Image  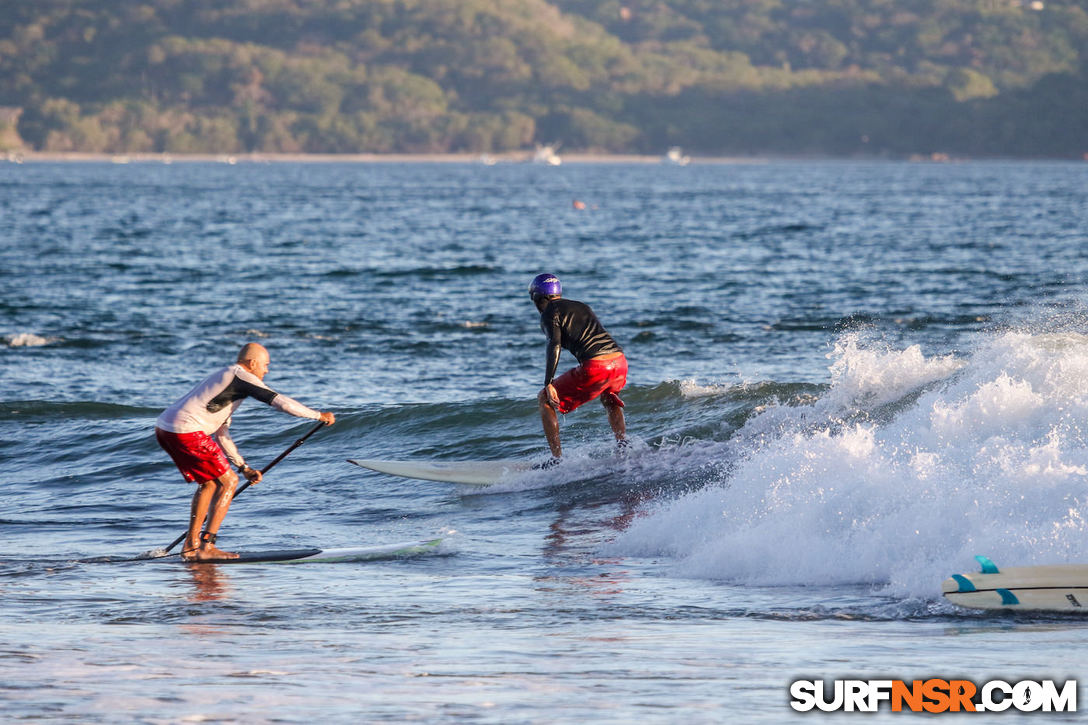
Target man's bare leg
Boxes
[603,397,626,443]
[538,389,562,459]
[182,481,215,560]
[183,472,240,561]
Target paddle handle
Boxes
[235,419,327,496]
[161,420,328,554]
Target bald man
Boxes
[155,343,335,561]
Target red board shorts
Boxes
[552,352,628,414]
[155,428,230,483]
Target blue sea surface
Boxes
[2,159,1087,721]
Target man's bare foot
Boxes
[183,545,239,561]
[200,545,239,560]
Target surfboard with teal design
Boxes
[942,555,1088,612]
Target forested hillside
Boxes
[1,0,1085,156]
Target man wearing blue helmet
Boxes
[528,273,627,460]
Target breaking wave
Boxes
[607,330,1088,599]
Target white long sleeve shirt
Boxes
[156,364,320,468]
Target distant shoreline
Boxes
[3,151,769,164]
[5,151,1085,165]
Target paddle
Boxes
[155,420,328,557]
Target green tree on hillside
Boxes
[0,0,1084,156]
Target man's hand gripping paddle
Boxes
[146,420,328,558]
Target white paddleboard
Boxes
[348,458,535,485]
[153,538,442,564]
[942,555,1088,612]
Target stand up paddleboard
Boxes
[146,538,442,564]
[348,458,535,486]
[942,555,1088,612]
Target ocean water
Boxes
[2,159,1087,722]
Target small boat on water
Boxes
[532,143,562,166]
[664,146,691,165]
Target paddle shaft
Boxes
[161,420,327,554]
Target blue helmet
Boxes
[528,273,561,300]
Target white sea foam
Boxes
[677,379,734,398]
[608,330,1088,598]
[823,334,964,411]
[5,332,54,347]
